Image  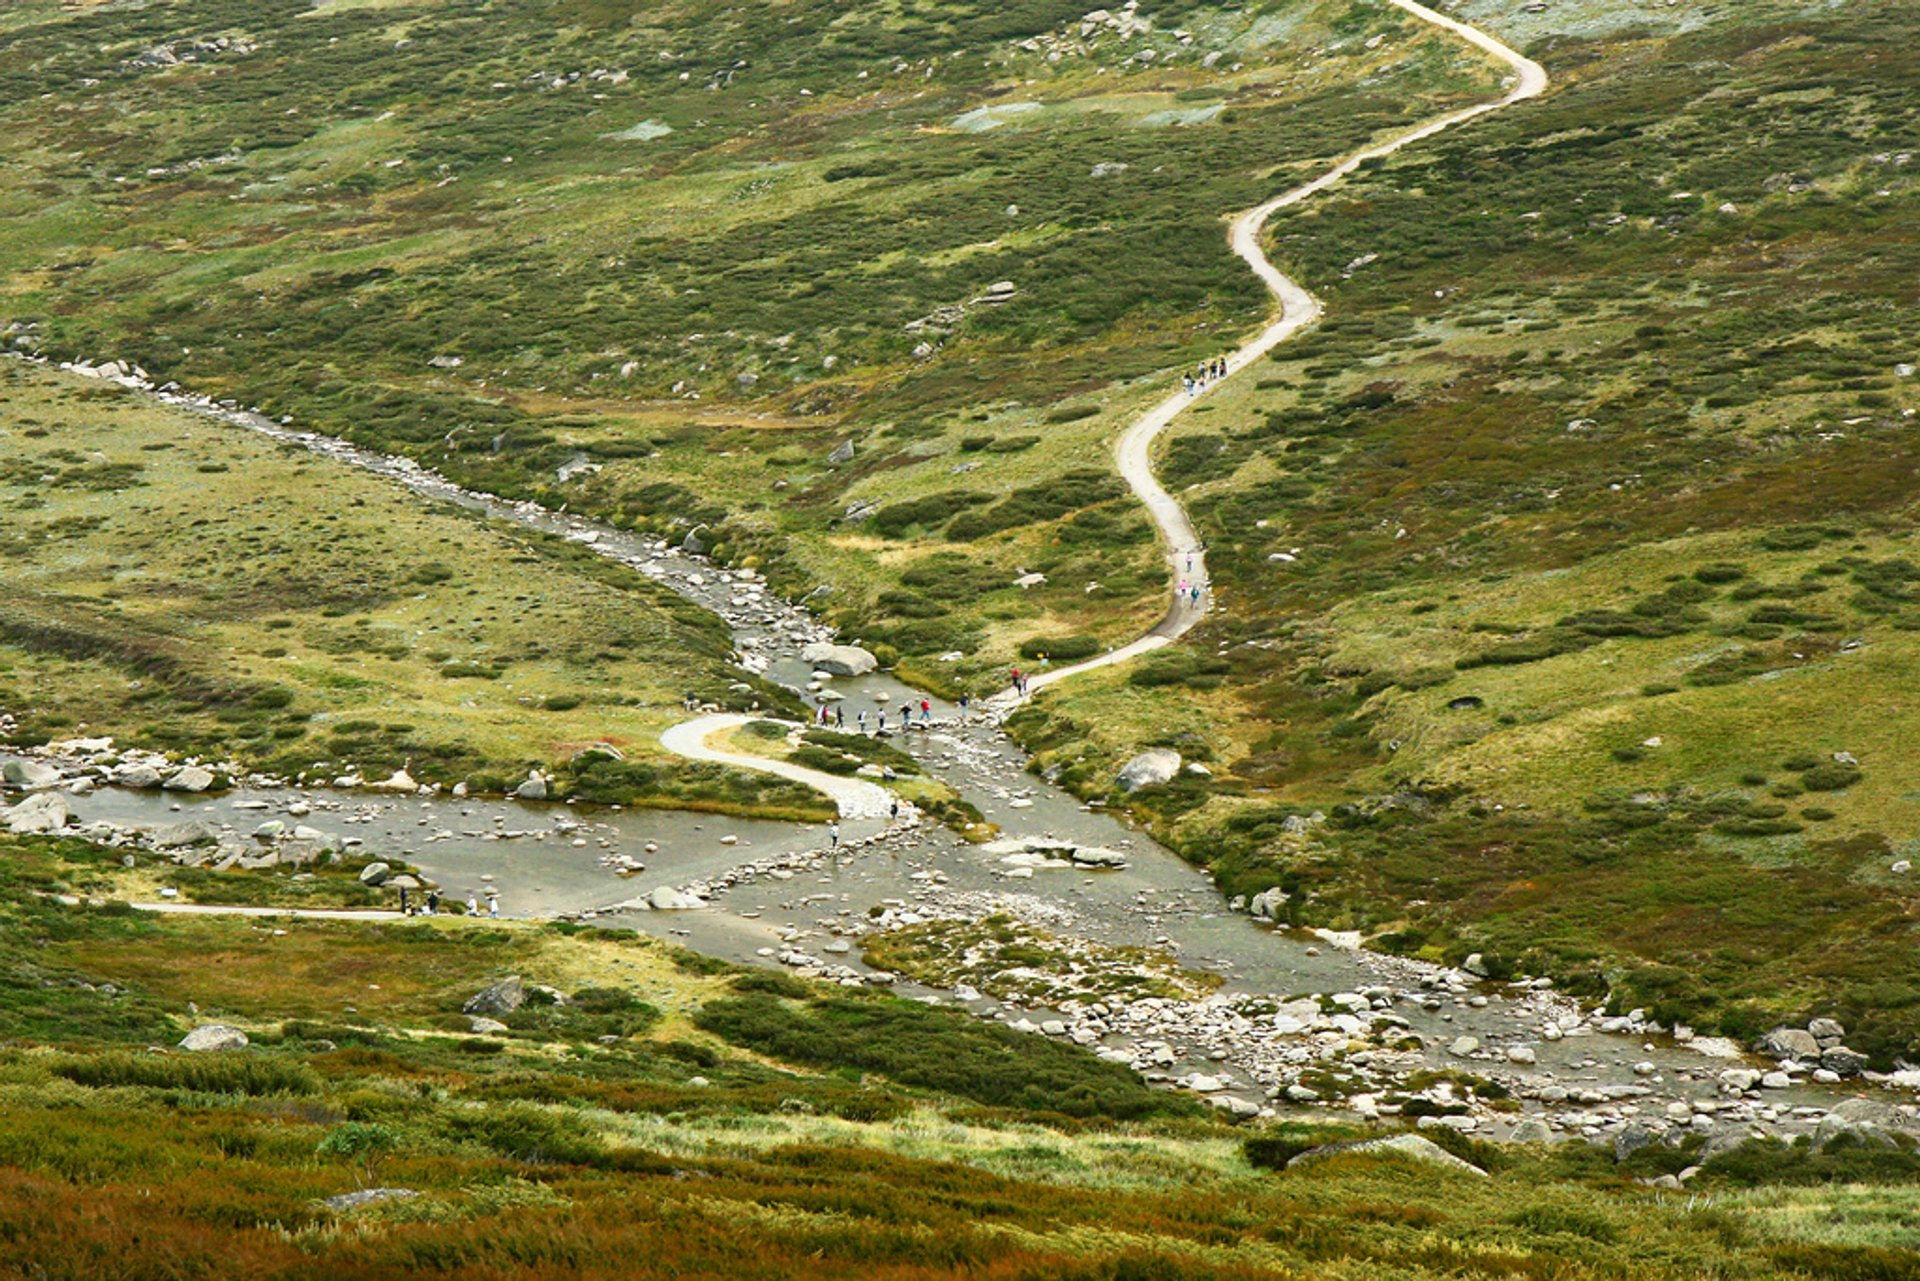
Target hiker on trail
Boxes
[426,890,440,916]
[1183,375,1195,395]
[920,698,931,723]
[958,692,970,721]
[398,885,410,914]
[1191,583,1203,606]
[466,893,480,917]
[1215,358,1226,379]
[858,710,868,734]
[1010,666,1022,695]
[1186,552,1194,573]
[486,891,500,919]
[818,704,829,725]
[878,710,888,733]
[834,705,845,729]
[828,823,840,849]
[889,798,900,823]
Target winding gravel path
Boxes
[659,714,895,821]
[1007,0,1547,705]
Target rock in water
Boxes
[4,792,70,834]
[1756,1027,1819,1060]
[3,760,62,790]
[1069,847,1128,868]
[1115,750,1181,793]
[179,1024,249,1052]
[114,764,164,789]
[514,772,549,801]
[799,642,878,677]
[163,766,215,793]
[463,976,525,1016]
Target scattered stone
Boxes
[827,440,855,465]
[468,1016,510,1035]
[1116,749,1181,793]
[463,976,525,1017]
[1447,1035,1480,1058]
[1289,1134,1486,1177]
[163,766,216,793]
[321,1188,419,1213]
[179,1024,249,1052]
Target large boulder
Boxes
[3,760,62,791]
[179,1024,249,1052]
[357,861,392,887]
[163,765,215,793]
[1288,1133,1486,1177]
[514,771,549,801]
[1756,1026,1820,1061]
[1115,749,1181,793]
[114,764,164,789]
[1821,1046,1870,1078]
[4,792,70,835]
[647,886,706,911]
[1069,846,1128,869]
[149,820,218,849]
[799,642,877,677]
[463,976,525,1017]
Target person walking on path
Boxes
[834,705,845,729]
[486,891,500,919]
[1190,583,1203,607]
[857,709,867,734]
[878,710,888,733]
[828,822,840,849]
[889,798,900,824]
[920,698,931,724]
[958,692,970,722]
[466,893,480,917]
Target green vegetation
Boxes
[1000,0,1920,1063]
[0,830,1916,1277]
[0,359,814,815]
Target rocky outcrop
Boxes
[3,760,62,790]
[4,792,70,834]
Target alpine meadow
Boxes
[2,0,1920,1277]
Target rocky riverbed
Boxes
[7,349,1920,1167]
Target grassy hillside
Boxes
[0,359,821,813]
[1007,0,1920,1060]
[0,0,1504,675]
[5,831,1920,1279]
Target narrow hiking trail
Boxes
[660,714,896,821]
[1001,0,1547,709]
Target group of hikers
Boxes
[395,885,500,918]
[1183,356,1230,396]
[817,697,945,734]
